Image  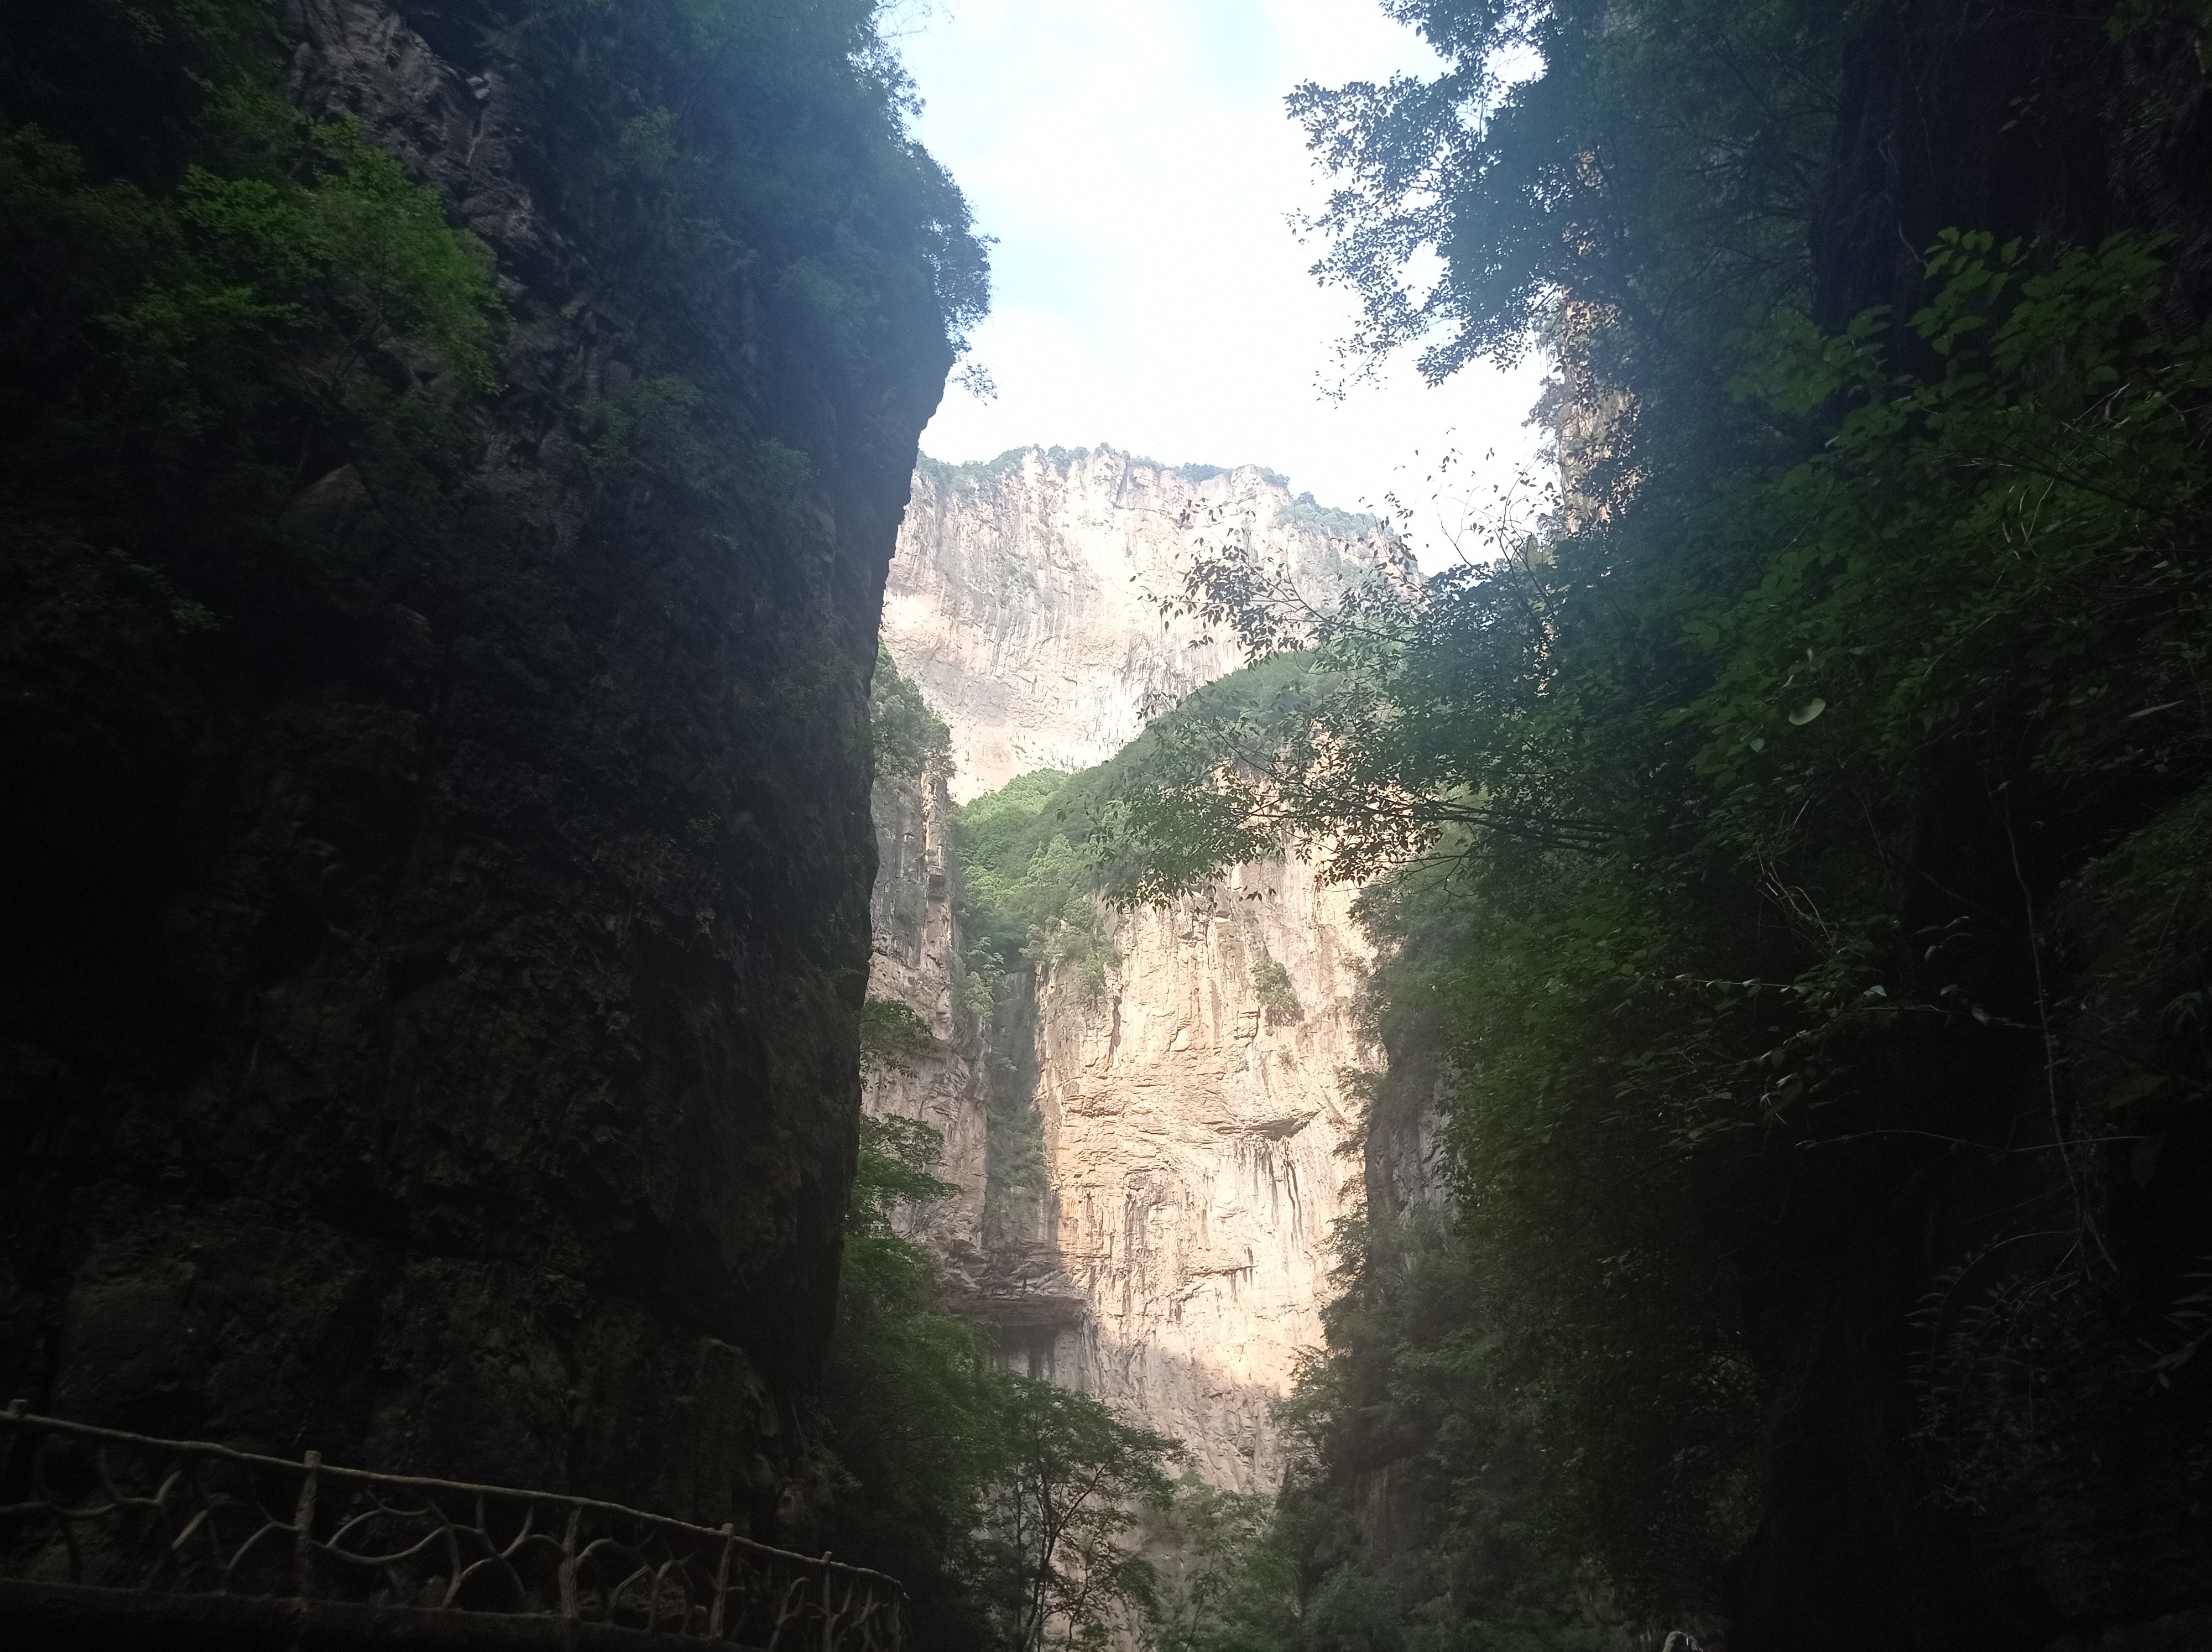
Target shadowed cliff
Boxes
[0,0,984,1538]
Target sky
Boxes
[888,0,1550,567]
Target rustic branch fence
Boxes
[0,1404,906,1649]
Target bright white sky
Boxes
[888,0,1550,568]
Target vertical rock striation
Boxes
[864,762,988,1271]
[884,446,1409,799]
[866,446,1400,1489]
[1032,862,1373,1493]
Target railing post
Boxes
[560,1506,581,1619]
[0,1411,920,1649]
[709,1523,734,1639]
[293,1450,320,1603]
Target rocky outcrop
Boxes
[884,447,1411,798]
[0,0,974,1536]
[864,763,988,1270]
[865,447,1397,1491]
[867,811,1376,1496]
[1031,862,1373,1493]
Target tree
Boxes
[873,646,954,782]
[977,1379,1181,1651]
[1141,1472,1280,1652]
[1091,0,2212,1634]
[825,1113,1188,1651]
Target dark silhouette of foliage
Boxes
[1097,0,2212,1637]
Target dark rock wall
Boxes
[0,0,967,1537]
[1723,4,2212,1645]
[1337,1004,1456,1616]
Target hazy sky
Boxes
[890,0,1549,565]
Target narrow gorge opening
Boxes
[3,3,2208,1651]
[863,448,1392,1485]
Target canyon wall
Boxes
[883,446,1407,798]
[866,447,1398,1491]
[864,763,988,1275]
[1030,861,1372,1492]
[0,0,974,1535]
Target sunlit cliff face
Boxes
[880,444,1412,799]
[1025,857,1373,1492]
[865,446,1396,1491]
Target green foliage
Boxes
[858,998,937,1077]
[2065,779,2212,1147]
[1250,955,1300,1022]
[103,136,499,394]
[825,1115,1011,1648]
[2108,0,2212,46]
[482,0,989,373]
[1282,493,1381,541]
[1101,202,2212,1624]
[849,1112,960,1231]
[1290,0,1844,395]
[825,1112,1185,1652]
[980,1030,1050,1250]
[1695,229,2212,799]
[580,376,714,488]
[873,645,953,783]
[1154,1213,1636,1649]
[916,447,1035,492]
[1098,4,2212,1607]
[0,0,989,838]
[980,1379,1182,1651]
[1142,1473,1282,1652]
[1091,653,1344,902]
[912,445,1303,501]
[953,770,1122,1005]
[0,9,503,581]
[947,769,1115,1245]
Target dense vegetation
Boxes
[936,767,1115,1247]
[870,642,954,781]
[1094,0,2212,1644]
[0,0,985,704]
[2,0,1037,1585]
[820,1108,1190,1651]
[955,769,1123,1007]
[844,660,1225,1651]
[2,0,987,1135]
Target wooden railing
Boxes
[0,1404,906,1649]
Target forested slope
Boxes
[1099,2,2212,1646]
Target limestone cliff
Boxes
[866,447,1397,1491]
[884,446,1411,799]
[1031,862,1373,1492]
[864,763,988,1270]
